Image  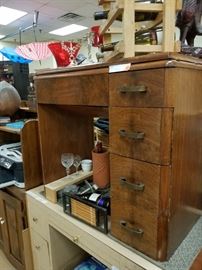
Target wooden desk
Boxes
[34,53,202,261]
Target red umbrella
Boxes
[48,41,81,67]
[16,42,52,61]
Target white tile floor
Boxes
[0,248,16,270]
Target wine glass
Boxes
[73,154,81,175]
[61,153,74,176]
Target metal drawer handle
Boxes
[0,219,5,225]
[120,177,145,191]
[120,220,144,237]
[32,217,38,223]
[73,236,79,243]
[119,85,147,93]
[119,129,145,140]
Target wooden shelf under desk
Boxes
[0,126,21,135]
[19,106,37,113]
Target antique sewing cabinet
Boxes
[34,53,202,262]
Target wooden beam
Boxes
[45,171,93,203]
[176,0,183,11]
[134,44,162,52]
[134,3,163,12]
[163,1,176,51]
[123,0,134,57]
[105,27,123,33]
[100,0,124,34]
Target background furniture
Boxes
[0,186,26,269]
[0,61,29,100]
[0,107,42,270]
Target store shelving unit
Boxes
[98,0,182,60]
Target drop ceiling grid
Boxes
[0,0,103,42]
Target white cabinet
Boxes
[26,186,163,270]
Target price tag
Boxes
[109,63,131,73]
[89,193,100,202]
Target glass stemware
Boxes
[73,154,81,175]
[61,153,74,176]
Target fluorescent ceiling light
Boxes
[0,34,5,39]
[0,6,27,25]
[49,24,88,36]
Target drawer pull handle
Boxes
[120,220,143,237]
[119,85,147,93]
[73,236,79,243]
[0,219,5,225]
[35,245,40,250]
[120,177,145,191]
[119,129,145,140]
[32,217,38,223]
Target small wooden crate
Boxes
[45,170,93,203]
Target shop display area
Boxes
[0,0,202,269]
[1,52,202,270]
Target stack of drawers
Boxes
[109,65,202,261]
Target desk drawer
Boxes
[27,199,49,239]
[110,154,170,215]
[111,201,159,260]
[36,73,109,106]
[109,69,165,107]
[110,107,172,164]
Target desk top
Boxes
[34,53,202,77]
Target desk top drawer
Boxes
[110,107,172,165]
[109,69,165,107]
[36,73,109,106]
